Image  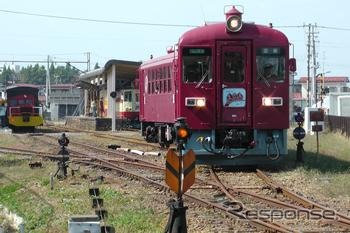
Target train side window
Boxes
[256,47,285,84]
[168,66,171,78]
[124,91,132,102]
[9,99,17,106]
[160,80,163,93]
[164,80,167,93]
[168,79,172,91]
[183,48,212,83]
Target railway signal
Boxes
[164,118,195,233]
[165,149,195,194]
[54,133,70,179]
[293,112,305,163]
[174,117,191,145]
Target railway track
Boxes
[42,124,162,150]
[3,134,350,232]
[26,136,295,232]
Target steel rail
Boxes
[209,168,295,233]
[75,159,294,233]
[44,125,161,149]
[256,169,350,229]
[4,137,348,231]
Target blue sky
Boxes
[0,0,349,78]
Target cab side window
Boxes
[183,48,212,83]
[256,47,285,84]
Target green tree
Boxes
[0,65,15,86]
[20,64,46,84]
[49,64,79,84]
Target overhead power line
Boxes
[0,60,87,64]
[274,25,305,28]
[275,25,350,32]
[317,25,350,31]
[0,9,197,28]
[1,9,350,31]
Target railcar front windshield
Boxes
[256,47,285,86]
[183,48,212,84]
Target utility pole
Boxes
[46,55,51,110]
[306,24,312,107]
[312,24,319,107]
[86,52,91,72]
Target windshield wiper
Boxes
[258,72,271,87]
[195,70,209,89]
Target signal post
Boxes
[293,113,305,163]
[164,118,195,233]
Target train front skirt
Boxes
[9,115,44,127]
[184,129,288,166]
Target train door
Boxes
[216,41,252,127]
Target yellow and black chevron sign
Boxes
[165,149,196,194]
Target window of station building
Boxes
[183,48,212,83]
[256,47,285,85]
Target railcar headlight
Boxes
[185,97,206,107]
[262,97,283,106]
[226,15,242,32]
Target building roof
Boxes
[79,59,141,81]
[34,84,76,90]
[298,76,349,84]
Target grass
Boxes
[280,130,350,198]
[1,130,349,231]
[101,188,163,233]
[0,152,164,233]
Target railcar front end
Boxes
[6,85,43,131]
[140,5,295,165]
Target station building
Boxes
[71,59,141,130]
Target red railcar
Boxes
[139,6,294,165]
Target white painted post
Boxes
[111,65,116,132]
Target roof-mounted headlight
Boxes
[226,15,242,32]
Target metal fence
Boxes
[326,115,350,138]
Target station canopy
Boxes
[77,59,141,90]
